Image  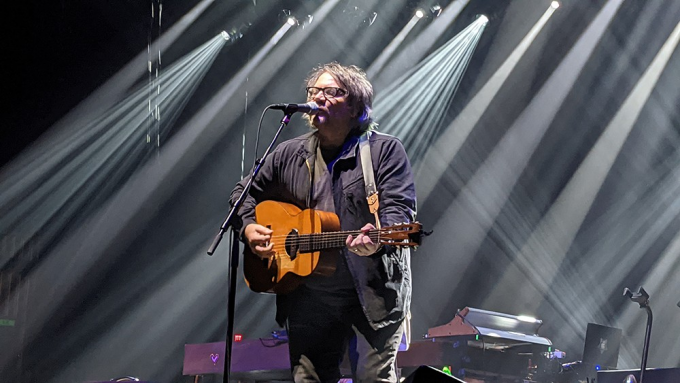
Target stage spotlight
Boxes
[341,4,377,26]
[551,1,560,9]
[303,14,314,28]
[367,11,378,25]
[415,9,425,19]
[279,9,294,24]
[280,9,312,28]
[431,5,442,17]
[374,15,489,162]
[222,28,244,42]
[221,22,250,43]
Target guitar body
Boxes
[243,200,340,294]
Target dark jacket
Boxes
[230,128,417,330]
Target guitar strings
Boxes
[267,232,382,251]
[264,231,387,260]
[266,231,376,241]
[264,227,401,242]
[254,226,416,258]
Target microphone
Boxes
[270,102,319,114]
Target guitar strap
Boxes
[358,131,381,229]
[359,130,411,350]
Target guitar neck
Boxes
[298,230,379,253]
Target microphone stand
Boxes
[623,287,652,383]
[207,111,294,383]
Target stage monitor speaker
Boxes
[403,365,466,383]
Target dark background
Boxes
[2,1,680,382]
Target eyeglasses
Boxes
[305,87,348,99]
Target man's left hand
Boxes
[346,223,380,256]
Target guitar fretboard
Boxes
[296,230,382,253]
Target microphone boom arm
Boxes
[206,109,294,383]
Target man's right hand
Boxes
[244,223,275,259]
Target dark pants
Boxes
[287,287,403,383]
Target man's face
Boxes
[307,72,354,131]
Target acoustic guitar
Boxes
[243,200,425,294]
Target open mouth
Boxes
[315,105,329,114]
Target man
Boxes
[230,62,416,382]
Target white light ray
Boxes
[414,3,559,202]
[374,17,488,163]
[366,14,421,78]
[0,35,226,270]
[487,19,680,315]
[373,0,470,90]
[416,0,624,325]
[0,33,230,372]
[1,0,216,178]
[0,1,339,377]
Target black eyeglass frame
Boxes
[305,87,348,99]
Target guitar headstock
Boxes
[378,222,429,247]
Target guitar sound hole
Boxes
[285,229,299,260]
